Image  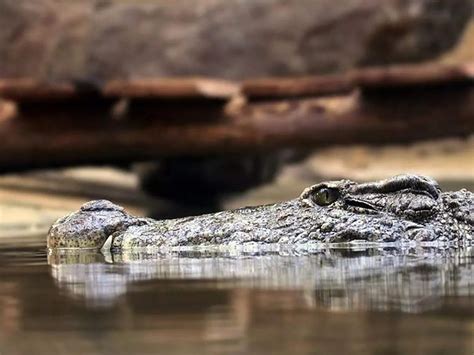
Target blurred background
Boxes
[0,0,473,238]
[0,3,473,355]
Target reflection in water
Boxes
[0,241,473,355]
[49,247,474,313]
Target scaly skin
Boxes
[47,174,473,251]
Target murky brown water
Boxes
[0,236,473,355]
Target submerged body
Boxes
[47,174,473,251]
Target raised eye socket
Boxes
[312,187,340,206]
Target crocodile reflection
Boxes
[48,247,473,312]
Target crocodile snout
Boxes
[47,200,138,249]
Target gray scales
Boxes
[47,174,473,251]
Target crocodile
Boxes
[47,174,473,251]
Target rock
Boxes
[0,0,471,81]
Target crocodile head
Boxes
[295,174,472,243]
[47,174,473,251]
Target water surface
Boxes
[0,237,473,354]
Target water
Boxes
[0,236,473,355]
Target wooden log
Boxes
[242,63,474,99]
[103,79,239,99]
[0,78,238,102]
[241,75,354,99]
[1,62,473,102]
[0,85,472,172]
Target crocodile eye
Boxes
[312,188,340,206]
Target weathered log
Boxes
[1,63,473,102]
[0,62,472,172]
[103,78,239,99]
[0,78,239,101]
[0,0,470,81]
[243,63,474,99]
[0,85,472,172]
